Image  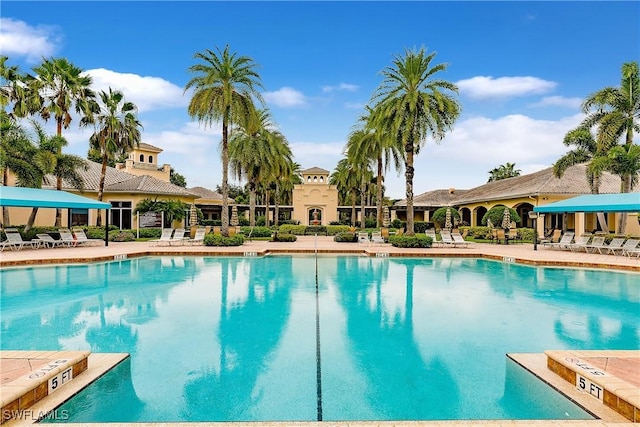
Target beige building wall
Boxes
[292,168,338,225]
[115,144,171,182]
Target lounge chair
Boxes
[542,232,574,250]
[582,236,606,253]
[72,228,103,246]
[623,240,640,258]
[565,234,592,252]
[380,228,389,242]
[451,232,470,248]
[598,237,626,255]
[540,229,561,245]
[370,231,385,244]
[618,238,640,257]
[150,228,174,246]
[58,229,79,247]
[186,227,206,245]
[357,231,370,245]
[425,229,439,246]
[36,233,71,248]
[1,229,41,251]
[439,230,457,246]
[169,228,188,245]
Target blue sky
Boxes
[2,1,639,199]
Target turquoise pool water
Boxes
[1,256,638,422]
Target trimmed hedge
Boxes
[388,235,432,248]
[333,232,357,242]
[240,226,273,238]
[271,232,297,242]
[204,233,245,246]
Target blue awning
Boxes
[533,193,640,213]
[0,187,111,209]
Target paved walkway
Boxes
[1,236,639,271]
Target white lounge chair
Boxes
[618,238,640,257]
[72,228,103,246]
[439,230,457,246]
[186,227,207,245]
[58,229,79,247]
[451,232,470,248]
[370,231,385,244]
[150,228,174,246]
[36,233,71,248]
[598,237,626,255]
[169,228,188,245]
[357,231,370,245]
[1,229,41,251]
[582,236,606,253]
[425,229,439,246]
[542,232,574,250]
[565,234,592,252]
[623,240,640,258]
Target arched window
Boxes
[148,155,153,163]
[139,154,144,162]
[319,176,324,182]
[313,176,318,182]
[307,176,311,182]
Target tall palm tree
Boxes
[487,162,522,182]
[26,57,96,226]
[0,112,31,226]
[553,126,610,231]
[267,133,294,227]
[330,158,360,226]
[372,47,461,235]
[86,88,142,226]
[581,61,640,233]
[185,45,263,236]
[229,108,277,226]
[346,107,403,227]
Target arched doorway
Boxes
[474,206,488,226]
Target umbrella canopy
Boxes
[444,207,453,230]
[231,205,239,226]
[382,206,390,228]
[501,207,511,229]
[189,204,198,226]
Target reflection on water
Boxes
[2,257,637,422]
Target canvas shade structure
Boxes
[444,207,453,230]
[0,187,112,245]
[501,207,511,229]
[382,206,390,228]
[533,193,640,213]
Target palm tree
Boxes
[330,158,360,226]
[86,88,142,226]
[346,107,403,227]
[185,45,263,236]
[487,162,522,182]
[553,126,610,231]
[581,61,640,233]
[26,57,96,226]
[229,108,277,226]
[372,47,461,235]
[0,112,32,226]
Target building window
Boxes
[110,201,132,229]
[313,176,317,182]
[148,155,153,163]
[70,209,89,227]
[319,176,324,182]
[307,176,311,182]
[139,154,144,162]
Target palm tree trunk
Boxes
[617,175,633,234]
[221,111,230,236]
[96,154,108,227]
[24,207,39,234]
[264,191,270,226]
[360,175,366,229]
[2,169,10,227]
[351,190,357,227]
[405,145,415,235]
[274,182,280,227]
[55,118,63,227]
[249,181,256,227]
[376,156,383,228]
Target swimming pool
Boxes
[1,256,638,422]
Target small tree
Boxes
[431,207,461,229]
[481,206,521,228]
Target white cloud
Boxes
[290,141,347,169]
[457,76,557,99]
[0,18,61,63]
[263,87,306,107]
[322,83,359,93]
[344,102,365,110]
[86,68,188,113]
[530,95,582,109]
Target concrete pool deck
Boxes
[0,237,638,425]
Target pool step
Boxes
[0,350,90,424]
[545,350,640,422]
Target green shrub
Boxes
[326,225,351,235]
[431,207,461,229]
[364,217,377,228]
[388,234,432,248]
[83,226,119,239]
[134,228,163,239]
[109,231,135,242]
[481,206,521,227]
[391,219,405,229]
[271,232,297,242]
[240,226,272,238]
[413,221,434,233]
[334,232,357,242]
[204,233,245,246]
[202,220,221,226]
[278,224,307,235]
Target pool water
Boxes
[1,256,638,422]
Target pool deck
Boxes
[1,237,639,425]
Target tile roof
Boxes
[394,164,638,207]
[43,161,197,198]
[137,142,163,152]
[302,166,330,174]
[188,186,234,203]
